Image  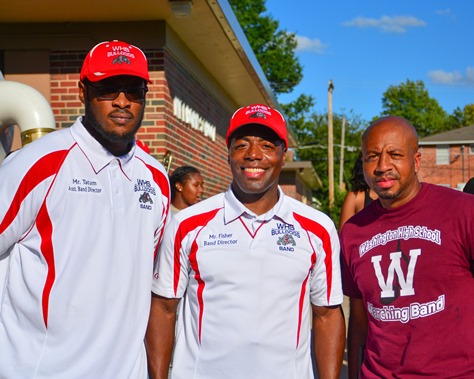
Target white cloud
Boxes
[466,67,474,83]
[428,67,474,86]
[428,70,462,85]
[295,35,328,54]
[435,8,456,20]
[342,15,427,33]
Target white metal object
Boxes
[0,80,56,162]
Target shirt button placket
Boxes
[110,159,124,209]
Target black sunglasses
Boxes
[87,84,148,102]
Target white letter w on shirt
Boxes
[371,249,421,298]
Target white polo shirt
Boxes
[153,187,342,379]
[0,117,170,379]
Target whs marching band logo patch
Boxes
[277,234,296,251]
[135,178,156,210]
[272,223,300,252]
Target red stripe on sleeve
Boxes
[173,208,222,342]
[1,148,70,327]
[293,213,333,347]
[296,272,311,348]
[143,162,170,207]
[293,212,333,303]
[36,201,56,328]
[141,161,171,256]
[0,149,70,234]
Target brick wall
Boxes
[50,50,85,128]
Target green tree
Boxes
[464,104,474,125]
[228,0,303,94]
[380,79,448,137]
[446,104,474,129]
[284,102,367,221]
[280,94,316,142]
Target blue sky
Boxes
[266,0,473,123]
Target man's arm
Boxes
[347,297,368,379]
[312,303,346,379]
[145,293,180,379]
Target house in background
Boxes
[418,125,474,190]
[281,160,321,206]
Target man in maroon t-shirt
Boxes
[341,116,474,378]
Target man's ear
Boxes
[414,151,421,174]
[78,81,86,105]
[281,148,287,167]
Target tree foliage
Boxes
[283,101,367,220]
[464,104,474,125]
[280,93,316,142]
[228,0,303,94]
[446,103,474,129]
[380,79,448,137]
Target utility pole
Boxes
[327,80,334,210]
[339,116,346,190]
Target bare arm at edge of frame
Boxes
[347,297,368,379]
[312,303,346,379]
[145,293,180,379]
[338,191,364,234]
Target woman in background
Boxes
[338,152,377,233]
[169,166,204,215]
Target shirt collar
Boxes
[223,185,289,225]
[70,117,135,180]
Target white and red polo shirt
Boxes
[0,117,170,378]
[153,187,342,379]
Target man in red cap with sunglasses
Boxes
[146,104,345,379]
[0,40,170,378]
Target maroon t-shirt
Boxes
[341,183,474,378]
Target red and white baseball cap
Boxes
[80,40,150,83]
[226,104,288,148]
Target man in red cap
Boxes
[146,104,345,379]
[78,40,151,156]
[0,41,170,378]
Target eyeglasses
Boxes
[87,84,148,102]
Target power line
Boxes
[296,144,359,151]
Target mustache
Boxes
[109,110,134,119]
[375,173,400,181]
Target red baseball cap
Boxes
[80,40,150,83]
[226,104,288,148]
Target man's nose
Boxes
[245,143,263,159]
[375,153,391,172]
[112,91,131,108]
